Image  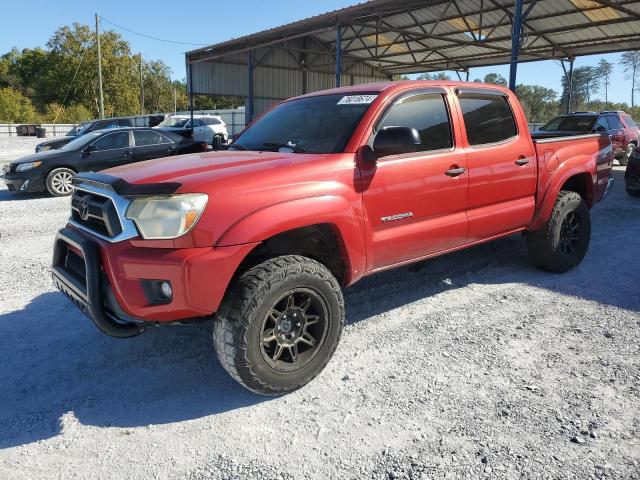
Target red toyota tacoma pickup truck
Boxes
[52,81,614,395]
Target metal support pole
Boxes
[247,52,254,124]
[466,69,470,82]
[508,0,523,93]
[567,59,574,114]
[336,24,342,88]
[188,63,194,132]
[95,14,104,118]
[139,53,144,115]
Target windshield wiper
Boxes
[261,142,306,153]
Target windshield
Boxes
[540,115,597,132]
[72,122,92,136]
[231,93,377,154]
[157,117,190,128]
[60,131,103,151]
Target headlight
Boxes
[125,194,208,239]
[15,161,42,172]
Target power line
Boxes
[53,43,89,124]
[98,15,207,47]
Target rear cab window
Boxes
[458,93,517,145]
[607,115,623,130]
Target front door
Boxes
[360,90,469,271]
[456,90,537,241]
[83,131,132,171]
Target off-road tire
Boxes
[45,167,75,196]
[627,187,640,197]
[212,255,345,395]
[526,190,591,273]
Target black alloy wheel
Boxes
[260,289,329,372]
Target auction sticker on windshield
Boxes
[337,95,378,105]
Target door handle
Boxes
[445,167,465,177]
[123,150,131,157]
[515,157,529,166]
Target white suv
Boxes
[155,115,228,146]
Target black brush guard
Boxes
[52,227,152,338]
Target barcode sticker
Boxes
[337,95,378,105]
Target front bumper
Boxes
[52,226,257,336]
[3,169,45,192]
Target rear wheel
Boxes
[212,255,344,395]
[45,167,75,196]
[627,187,640,197]
[620,143,636,167]
[526,191,591,273]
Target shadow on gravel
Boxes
[0,190,50,202]
[1,171,637,450]
[0,292,269,449]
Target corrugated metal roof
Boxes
[186,0,640,115]
[187,0,640,74]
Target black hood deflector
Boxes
[73,172,182,196]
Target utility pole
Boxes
[95,13,104,119]
[139,53,145,115]
[174,87,177,114]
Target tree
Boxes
[620,51,640,110]
[515,84,558,123]
[597,58,613,109]
[416,72,451,80]
[0,87,38,122]
[560,66,599,112]
[482,73,507,86]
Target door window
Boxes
[376,93,453,152]
[134,130,166,146]
[594,116,610,131]
[91,132,130,151]
[458,94,517,145]
[607,115,622,130]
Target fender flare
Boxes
[529,160,595,231]
[216,195,367,284]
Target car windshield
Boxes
[231,93,377,154]
[72,122,92,136]
[60,131,103,151]
[157,117,190,128]
[540,115,597,132]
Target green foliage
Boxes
[0,87,38,122]
[482,73,507,87]
[416,72,451,80]
[620,52,640,109]
[515,84,558,123]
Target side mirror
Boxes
[595,125,607,133]
[83,145,95,154]
[373,126,421,157]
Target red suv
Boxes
[537,111,640,165]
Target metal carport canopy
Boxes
[185,0,640,120]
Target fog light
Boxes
[159,281,173,299]
[19,180,30,191]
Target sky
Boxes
[0,0,635,105]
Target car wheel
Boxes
[212,255,345,395]
[620,143,636,167]
[627,187,640,197]
[45,167,75,196]
[526,191,591,273]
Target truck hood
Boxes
[104,150,325,190]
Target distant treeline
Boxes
[2,22,640,125]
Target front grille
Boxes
[8,164,16,174]
[71,190,123,238]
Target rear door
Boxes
[360,89,469,271]
[133,130,176,162]
[605,114,625,156]
[83,131,132,170]
[456,89,536,241]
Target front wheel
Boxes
[213,255,345,395]
[45,167,75,196]
[526,191,591,273]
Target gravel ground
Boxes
[0,149,638,478]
